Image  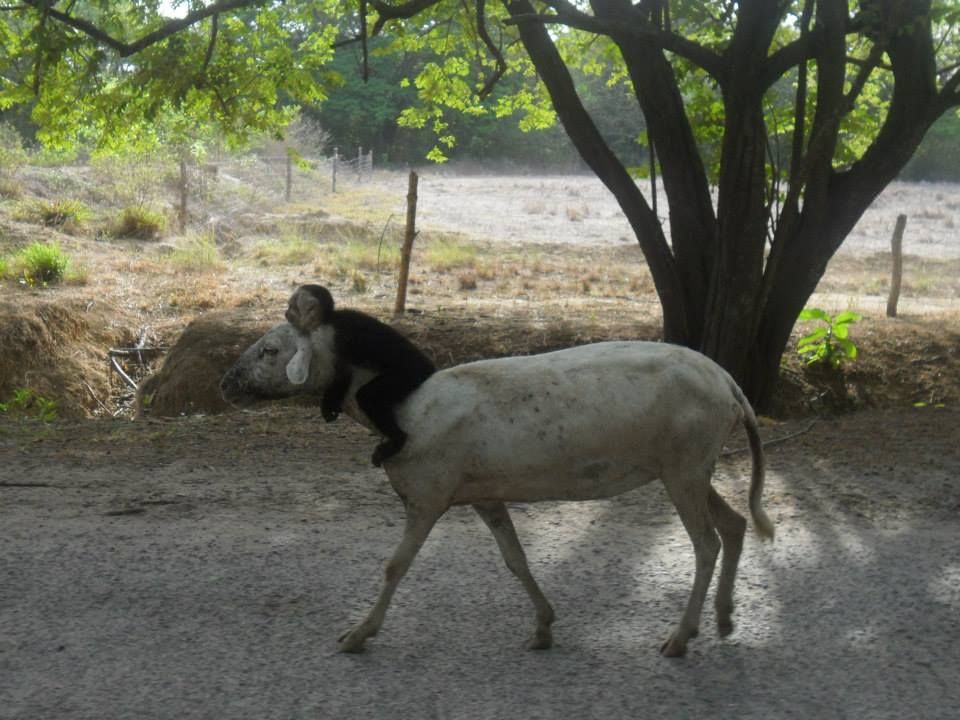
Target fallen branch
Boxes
[83,381,110,414]
[721,418,818,457]
[109,355,138,390]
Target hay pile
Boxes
[135,310,272,418]
[133,305,652,418]
[0,300,126,417]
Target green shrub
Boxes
[796,308,862,368]
[108,205,166,239]
[14,198,92,229]
[11,242,70,286]
[0,388,58,422]
[0,176,23,200]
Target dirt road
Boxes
[2,407,959,719]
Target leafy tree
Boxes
[364,0,960,409]
[4,1,960,410]
[0,1,342,150]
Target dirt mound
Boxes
[133,306,960,420]
[132,306,659,418]
[775,313,960,415]
[0,299,129,417]
[135,310,273,418]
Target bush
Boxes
[14,198,92,230]
[108,205,166,239]
[796,308,861,368]
[0,176,23,200]
[9,242,71,286]
[0,388,58,422]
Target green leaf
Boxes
[798,326,828,344]
[834,337,858,359]
[833,311,862,325]
[798,308,831,322]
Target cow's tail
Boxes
[733,383,775,541]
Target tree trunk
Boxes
[501,0,945,414]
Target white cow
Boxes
[220,323,773,657]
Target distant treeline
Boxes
[900,113,960,182]
[298,40,645,171]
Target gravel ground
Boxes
[2,407,959,719]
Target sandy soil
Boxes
[413,174,960,258]
[1,170,960,718]
[2,406,959,719]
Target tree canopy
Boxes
[3,1,960,409]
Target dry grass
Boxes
[0,300,130,417]
[167,235,224,273]
[1,165,959,418]
[252,236,318,266]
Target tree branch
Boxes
[505,6,723,79]
[502,0,688,341]
[21,0,265,57]
[200,13,220,79]
[360,0,369,81]
[940,67,960,108]
[841,41,886,114]
[763,32,814,90]
[787,0,814,191]
[370,0,445,35]
[475,0,506,98]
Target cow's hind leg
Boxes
[473,502,555,649]
[338,502,444,652]
[708,487,747,637]
[660,470,721,658]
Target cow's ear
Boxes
[285,334,312,385]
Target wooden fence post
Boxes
[331,147,338,193]
[394,170,419,316]
[178,156,188,234]
[886,213,907,318]
[285,151,293,202]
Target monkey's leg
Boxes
[355,376,410,466]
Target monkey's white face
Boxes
[285,286,328,334]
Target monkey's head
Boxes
[286,284,335,333]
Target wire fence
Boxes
[169,147,374,231]
[206,147,374,201]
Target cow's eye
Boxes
[259,346,280,359]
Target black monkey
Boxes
[286,284,436,467]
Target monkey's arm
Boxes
[321,360,352,421]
